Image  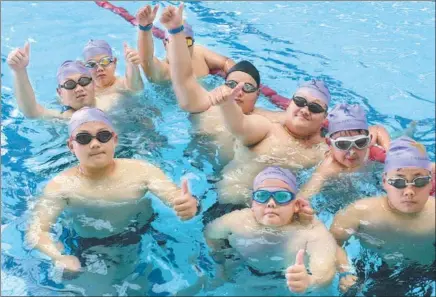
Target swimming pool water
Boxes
[1,1,435,296]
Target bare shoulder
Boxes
[253,108,287,124]
[45,167,79,195]
[116,158,153,170]
[342,196,384,217]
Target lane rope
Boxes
[94,0,292,109]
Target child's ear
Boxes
[113,133,119,145]
[56,87,61,97]
[294,199,302,213]
[67,138,75,154]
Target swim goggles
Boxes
[85,56,115,69]
[59,77,93,90]
[387,175,432,189]
[252,190,296,205]
[225,80,258,93]
[292,96,326,113]
[73,130,113,145]
[329,135,371,151]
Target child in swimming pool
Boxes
[330,136,435,293]
[7,43,97,119]
[204,166,337,294]
[26,107,198,295]
[298,103,391,200]
[82,39,144,109]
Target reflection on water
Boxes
[2,1,435,296]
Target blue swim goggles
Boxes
[252,190,296,205]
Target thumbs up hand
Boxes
[160,4,184,30]
[209,81,244,106]
[173,179,198,220]
[285,249,311,293]
[7,41,30,71]
[123,42,141,65]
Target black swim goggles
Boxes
[225,80,258,93]
[292,96,326,113]
[59,77,93,90]
[387,176,432,189]
[73,130,113,145]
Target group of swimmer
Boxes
[7,3,435,296]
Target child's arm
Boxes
[136,4,171,83]
[285,223,337,293]
[369,125,390,151]
[164,7,212,113]
[26,180,81,272]
[204,212,235,252]
[138,161,198,220]
[7,42,63,119]
[210,82,272,146]
[298,156,339,200]
[123,43,144,92]
[330,202,363,292]
[200,46,235,74]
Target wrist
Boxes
[13,68,28,75]
[139,23,153,32]
[167,24,184,35]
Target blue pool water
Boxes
[1,1,435,296]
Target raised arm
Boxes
[7,42,62,119]
[136,4,170,83]
[26,180,81,272]
[161,4,211,113]
[211,82,272,146]
[122,43,144,91]
[200,45,235,74]
[138,161,198,220]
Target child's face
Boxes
[285,89,327,137]
[68,121,118,169]
[57,73,96,110]
[329,130,371,168]
[251,179,300,227]
[85,54,117,88]
[383,167,432,214]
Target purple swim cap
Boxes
[253,166,298,193]
[327,103,368,136]
[295,79,331,106]
[56,60,90,84]
[164,21,194,39]
[83,40,113,61]
[384,136,432,173]
[68,107,114,136]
